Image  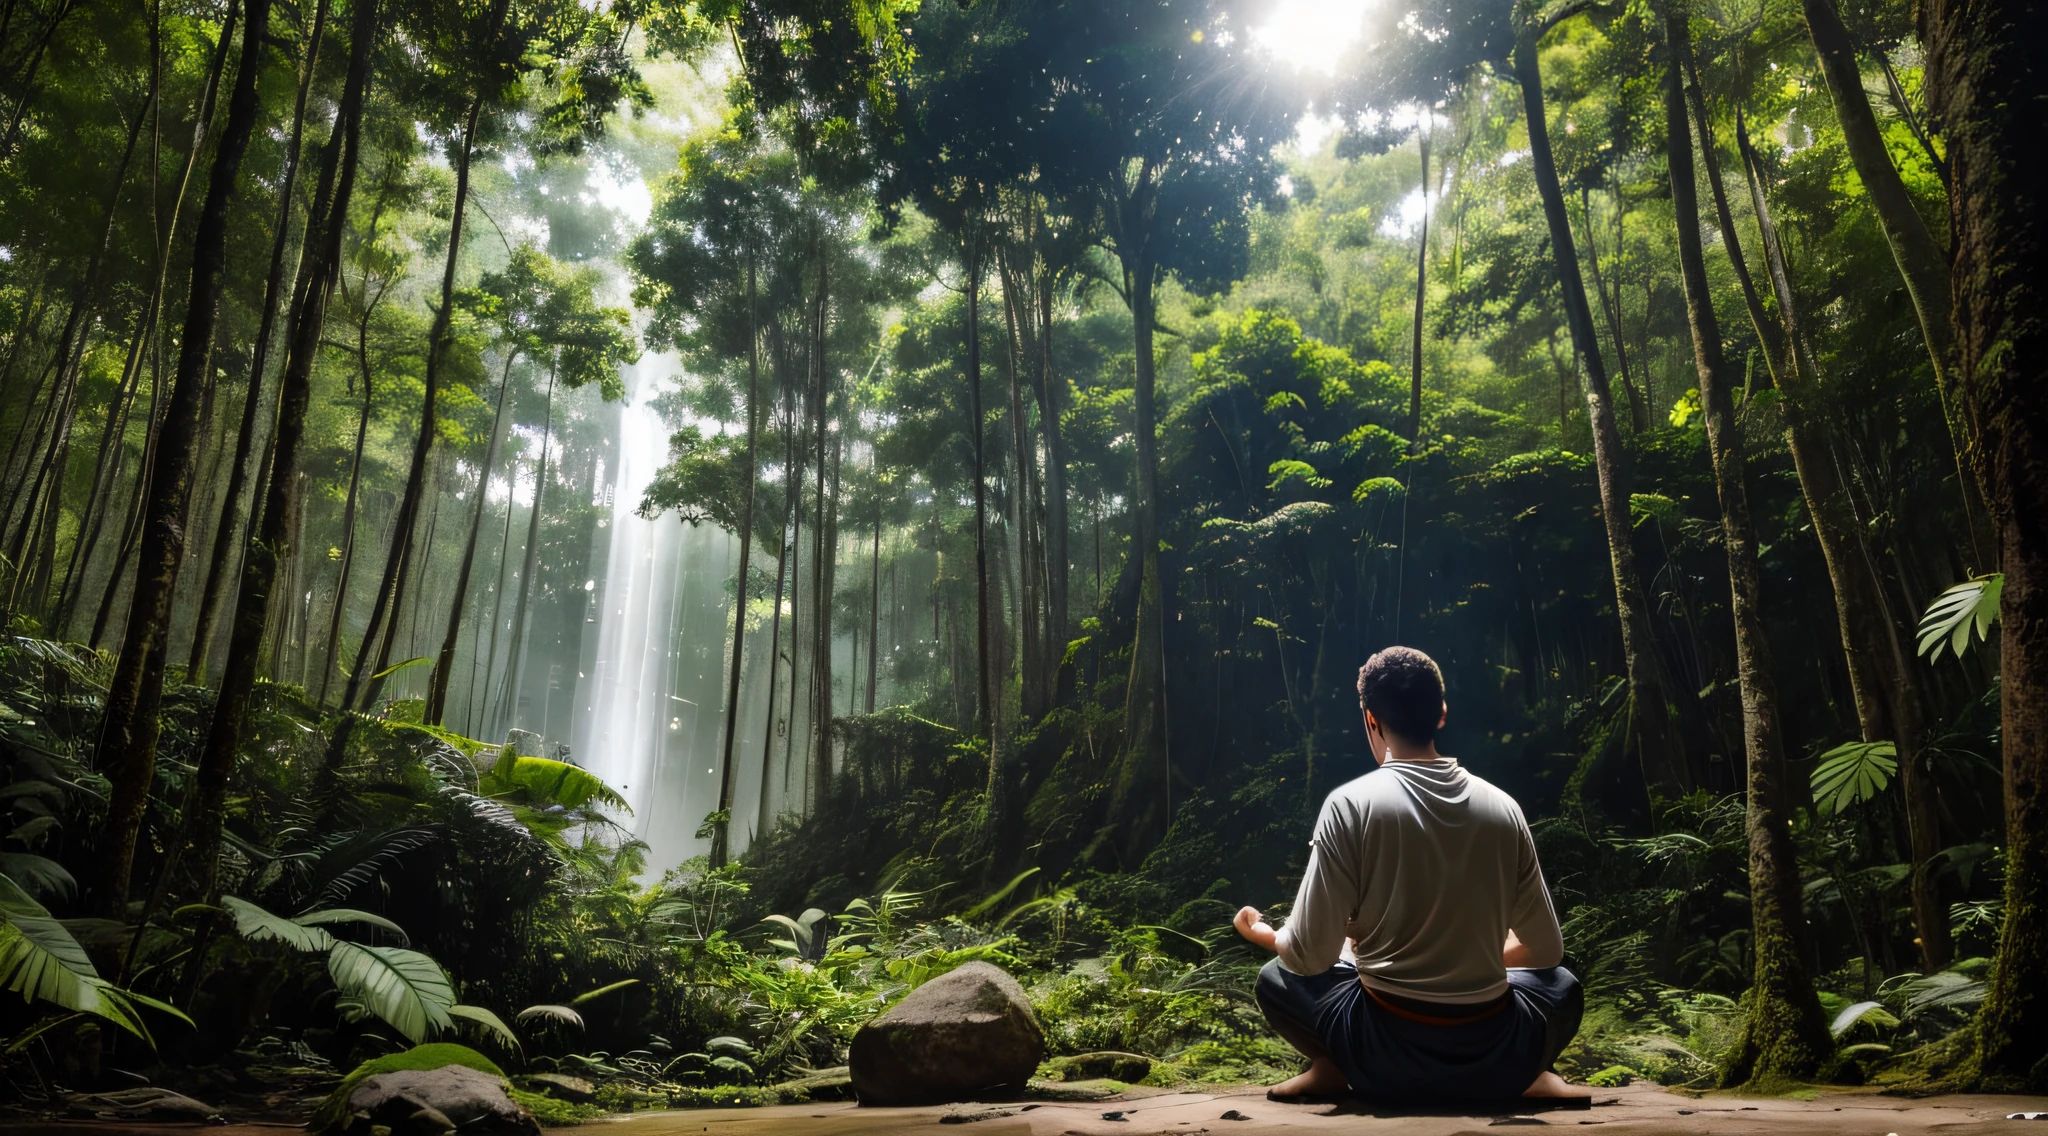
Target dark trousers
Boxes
[1255,958,1583,1101]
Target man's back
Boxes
[1274,757,1562,1005]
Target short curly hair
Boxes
[1356,646,1445,745]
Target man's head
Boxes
[1357,646,1446,753]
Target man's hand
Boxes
[1503,928,1532,968]
[1234,906,1279,953]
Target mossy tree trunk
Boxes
[1922,0,2048,1091]
[1661,9,1833,1084]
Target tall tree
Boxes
[1512,1,1690,792]
[1920,0,2048,1090]
[1661,5,1831,1083]
[96,0,275,912]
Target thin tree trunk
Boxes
[808,256,835,813]
[1920,0,2048,1088]
[754,346,796,839]
[1661,23,1832,1083]
[427,350,517,723]
[471,454,517,730]
[186,0,329,680]
[189,0,376,907]
[1800,0,1956,407]
[866,461,880,714]
[710,257,759,867]
[96,0,274,914]
[1517,25,1690,792]
[496,363,555,734]
[1409,129,1429,443]
[965,238,994,765]
[1734,111,1952,972]
[1036,264,1071,700]
[318,325,374,707]
[328,94,483,761]
[1678,41,1781,377]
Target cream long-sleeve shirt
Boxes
[1272,757,1564,1004]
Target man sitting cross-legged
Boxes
[1234,646,1589,1104]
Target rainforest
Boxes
[0,0,2043,1125]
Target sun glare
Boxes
[1252,0,1374,74]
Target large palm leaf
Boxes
[327,942,456,1043]
[480,753,630,813]
[1917,575,2002,660]
[0,873,186,1040]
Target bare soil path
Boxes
[577,1084,2048,1136]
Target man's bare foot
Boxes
[1268,1057,1350,1100]
[1522,1070,1592,1099]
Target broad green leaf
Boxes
[295,908,410,945]
[1829,999,1896,1037]
[223,896,336,952]
[515,1003,584,1029]
[327,942,456,1043]
[449,1004,520,1051]
[1810,741,1897,816]
[0,873,185,1041]
[0,873,96,977]
[0,854,75,901]
[1917,575,2002,661]
[479,755,630,813]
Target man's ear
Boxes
[1438,701,1448,729]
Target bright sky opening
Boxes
[1252,0,1374,74]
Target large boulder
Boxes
[849,961,1045,1106]
[333,1066,539,1136]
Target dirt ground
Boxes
[580,1084,2047,1136]
[5,1083,2043,1136]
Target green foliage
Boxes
[483,751,633,814]
[1809,742,1898,816]
[0,873,189,1044]
[1917,575,2003,661]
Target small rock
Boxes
[849,961,1045,1106]
[335,1066,538,1136]
[1219,1110,1249,1121]
[521,1073,597,1103]
[1101,1110,1127,1122]
[1046,1051,1153,1084]
[940,1107,1016,1124]
[66,1087,225,1123]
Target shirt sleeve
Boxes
[1273,796,1361,976]
[1507,805,1564,968]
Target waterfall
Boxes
[570,351,741,875]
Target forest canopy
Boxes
[0,0,2043,1111]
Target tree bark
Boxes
[328,94,483,761]
[1108,248,1167,863]
[1409,129,1429,444]
[966,237,993,752]
[186,0,329,681]
[1677,39,1780,376]
[1921,0,2048,1089]
[96,0,273,914]
[1516,25,1690,793]
[1800,0,1960,431]
[1734,112,1951,972]
[710,257,759,868]
[1661,25,1832,1083]
[427,349,517,723]
[496,363,555,734]
[1036,264,1071,700]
